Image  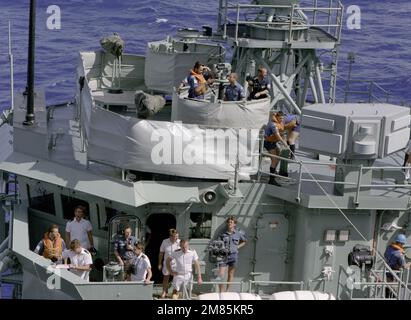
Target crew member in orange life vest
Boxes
[34,224,66,263]
[264,111,287,186]
[187,61,213,99]
[384,234,411,279]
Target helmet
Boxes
[395,234,407,244]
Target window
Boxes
[189,212,212,239]
[27,184,56,215]
[98,207,121,231]
[61,194,90,220]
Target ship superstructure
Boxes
[0,0,410,300]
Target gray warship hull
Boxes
[1,0,410,300]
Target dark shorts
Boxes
[123,258,134,274]
[218,254,238,268]
[264,141,277,151]
[292,123,301,133]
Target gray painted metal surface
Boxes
[1,0,410,300]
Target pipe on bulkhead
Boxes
[0,237,9,254]
[0,252,14,274]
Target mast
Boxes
[8,21,14,111]
[23,0,36,126]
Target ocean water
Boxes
[0,0,410,300]
[0,0,410,110]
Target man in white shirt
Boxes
[129,243,152,284]
[158,228,180,298]
[167,239,202,299]
[62,239,93,281]
[65,205,95,251]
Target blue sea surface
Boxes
[0,0,410,109]
[0,0,410,300]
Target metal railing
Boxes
[217,0,344,43]
[336,261,411,301]
[348,267,410,300]
[336,76,391,103]
[259,151,411,205]
[248,280,305,293]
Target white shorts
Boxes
[162,260,176,276]
[172,273,192,291]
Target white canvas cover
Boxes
[172,91,271,129]
[145,49,209,94]
[144,40,224,93]
[77,50,260,180]
[87,107,260,180]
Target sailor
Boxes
[34,224,66,263]
[217,216,246,292]
[167,239,202,299]
[264,111,287,186]
[65,205,95,253]
[384,234,411,297]
[158,228,180,298]
[224,73,246,101]
[129,243,152,284]
[62,239,93,281]
[403,138,411,180]
[385,234,411,276]
[187,61,208,99]
[114,225,139,277]
[247,66,271,100]
[283,113,301,160]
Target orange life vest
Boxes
[43,233,63,259]
[190,70,206,85]
[266,117,285,143]
[391,243,405,254]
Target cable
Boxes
[273,142,411,288]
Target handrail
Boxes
[349,267,411,300]
[218,0,344,43]
[248,280,305,293]
[336,75,391,103]
[260,151,411,205]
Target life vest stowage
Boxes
[43,233,63,259]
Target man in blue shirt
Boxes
[284,114,301,160]
[264,111,287,186]
[247,67,271,100]
[385,234,410,274]
[224,73,246,101]
[114,225,139,278]
[384,234,410,297]
[217,216,246,292]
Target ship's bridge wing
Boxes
[0,152,199,207]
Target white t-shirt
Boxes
[62,248,93,281]
[171,249,199,275]
[160,238,180,275]
[160,238,181,259]
[66,218,93,249]
[130,253,151,282]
